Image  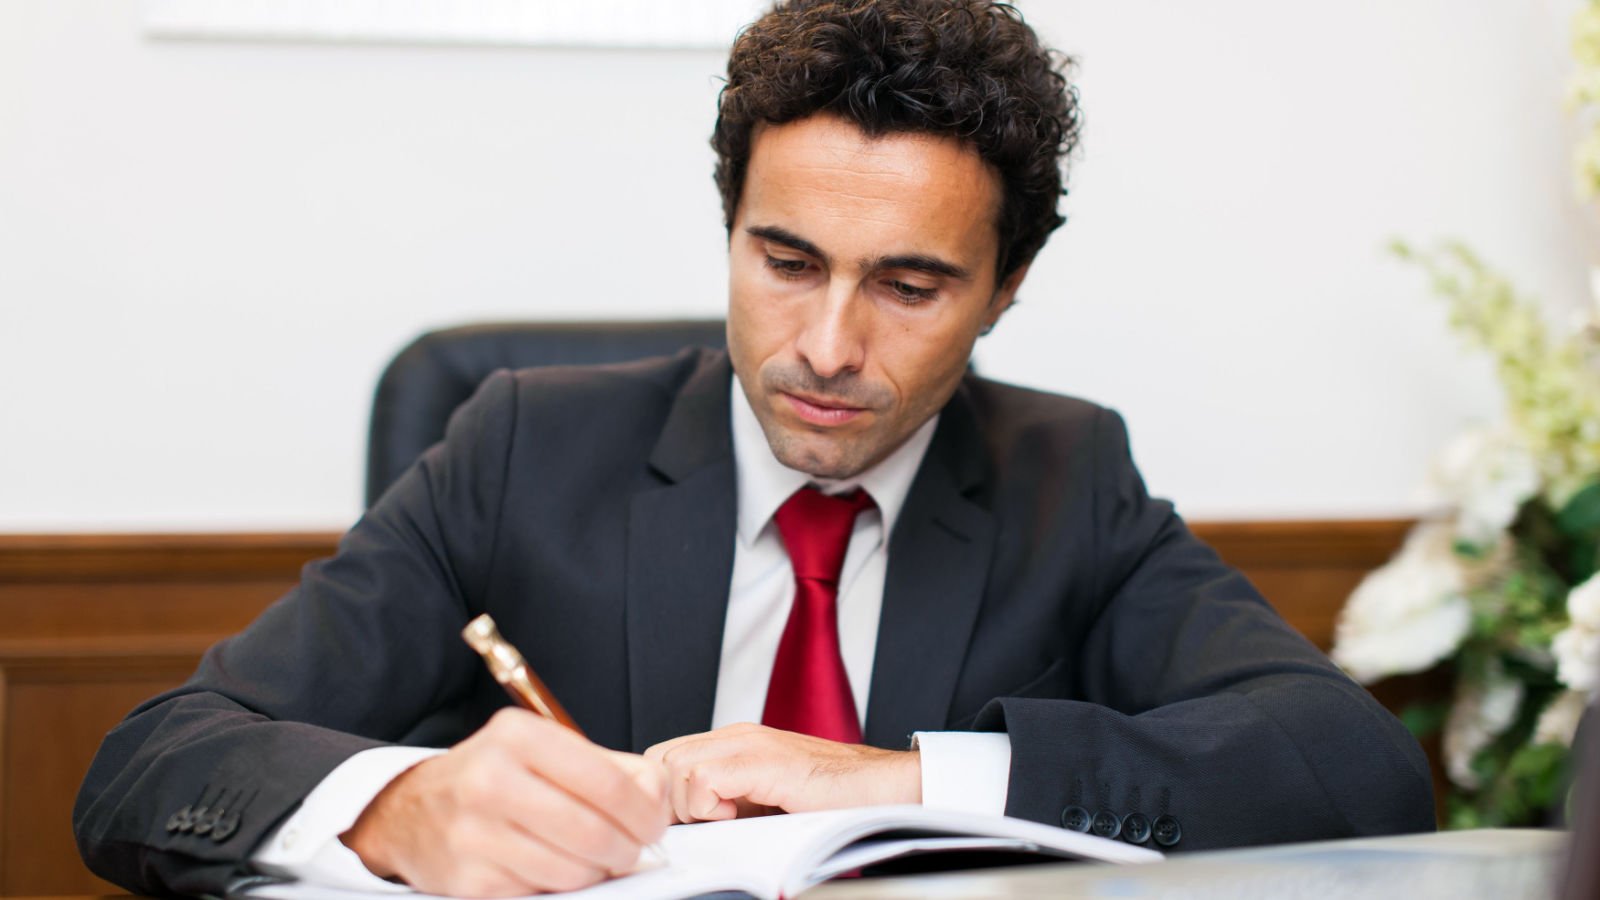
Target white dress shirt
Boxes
[253,379,1012,887]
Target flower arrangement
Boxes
[1574,0,1600,198]
[1330,3,1600,828]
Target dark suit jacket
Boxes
[74,349,1435,895]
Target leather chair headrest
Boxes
[366,320,726,506]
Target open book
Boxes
[248,805,1160,900]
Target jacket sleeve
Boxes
[72,370,521,897]
[976,408,1436,851]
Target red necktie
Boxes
[761,486,874,744]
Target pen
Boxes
[462,613,582,731]
[461,614,670,865]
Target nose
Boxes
[794,277,866,380]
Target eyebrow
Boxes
[746,224,972,282]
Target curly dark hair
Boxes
[712,0,1080,281]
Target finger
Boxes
[666,757,742,823]
[501,715,669,845]
[643,731,701,763]
[404,817,606,898]
[656,736,747,822]
[406,860,525,899]
[735,797,784,818]
[471,819,610,896]
[670,766,734,823]
[650,730,752,774]
[495,762,644,875]
[676,739,815,817]
[645,722,768,762]
[608,751,672,824]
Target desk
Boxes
[813,829,1565,899]
[0,830,1564,900]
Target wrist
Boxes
[899,748,922,804]
[863,747,921,805]
[338,772,411,879]
[340,820,396,879]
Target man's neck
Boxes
[728,377,939,548]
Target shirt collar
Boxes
[731,376,939,548]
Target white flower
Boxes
[1533,689,1591,747]
[1553,571,1600,694]
[1442,661,1524,789]
[1569,570,1600,629]
[1332,522,1473,683]
[1428,426,1541,548]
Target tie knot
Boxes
[774,486,875,583]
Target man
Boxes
[75,1,1436,896]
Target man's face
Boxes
[727,114,1026,479]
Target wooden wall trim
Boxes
[0,519,1415,581]
[0,636,217,666]
[1193,519,1414,567]
[0,663,9,896]
[0,532,341,582]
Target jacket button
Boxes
[211,811,241,842]
[165,805,192,833]
[182,805,207,833]
[1152,814,1182,847]
[186,805,210,834]
[1090,810,1121,840]
[193,808,222,836]
[1121,812,1152,844]
[1060,805,1091,832]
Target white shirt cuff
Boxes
[911,731,1012,816]
[252,745,445,891]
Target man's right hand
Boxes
[340,708,670,897]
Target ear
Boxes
[982,263,1030,332]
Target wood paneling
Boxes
[0,532,338,582]
[0,533,335,896]
[0,522,1424,895]
[1195,518,1415,651]
[4,662,196,895]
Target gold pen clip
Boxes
[461,613,583,733]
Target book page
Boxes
[653,805,1159,897]
[812,835,1047,882]
[246,805,1157,900]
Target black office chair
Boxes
[366,320,726,506]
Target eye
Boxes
[886,279,937,304]
[764,255,810,280]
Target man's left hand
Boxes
[643,723,920,823]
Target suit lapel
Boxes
[625,353,739,752]
[864,382,996,749]
[623,359,996,752]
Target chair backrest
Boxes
[366,320,726,505]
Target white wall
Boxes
[0,0,1590,531]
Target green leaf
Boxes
[1470,745,1504,789]
[1517,622,1561,650]
[1470,613,1500,639]
[1557,480,1600,536]
[1399,701,1450,738]
[1446,803,1480,831]
[1507,742,1570,811]
[1571,541,1597,585]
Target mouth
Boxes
[780,391,867,427]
